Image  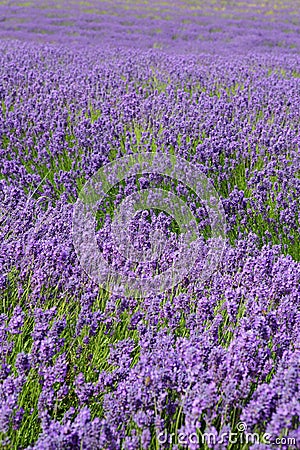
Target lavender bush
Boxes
[0,1,299,449]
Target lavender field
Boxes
[0,1,300,449]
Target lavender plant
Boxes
[0,1,300,449]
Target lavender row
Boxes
[0,4,300,449]
[1,0,300,53]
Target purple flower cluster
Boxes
[0,1,300,449]
[0,0,300,54]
